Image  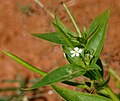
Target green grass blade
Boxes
[2,50,47,76]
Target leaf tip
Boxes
[31,33,37,36]
[2,50,8,55]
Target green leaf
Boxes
[32,32,67,45]
[55,16,80,46]
[84,61,103,80]
[86,63,101,71]
[55,16,76,37]
[85,10,110,63]
[2,50,47,76]
[52,85,112,101]
[31,64,86,89]
[87,10,109,39]
[53,22,74,49]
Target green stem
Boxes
[104,85,119,101]
[62,2,82,37]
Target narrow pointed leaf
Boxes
[53,22,74,49]
[52,85,112,101]
[2,50,47,76]
[55,16,77,37]
[55,16,81,46]
[31,64,86,89]
[86,10,109,39]
[32,32,67,45]
[85,10,110,63]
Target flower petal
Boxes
[74,47,79,51]
[70,50,75,54]
[78,49,83,53]
[71,53,75,57]
[76,53,80,57]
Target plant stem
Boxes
[104,85,119,101]
[34,0,54,18]
[62,2,82,37]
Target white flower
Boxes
[70,47,83,57]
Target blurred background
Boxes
[0,0,120,100]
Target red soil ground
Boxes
[0,0,120,100]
